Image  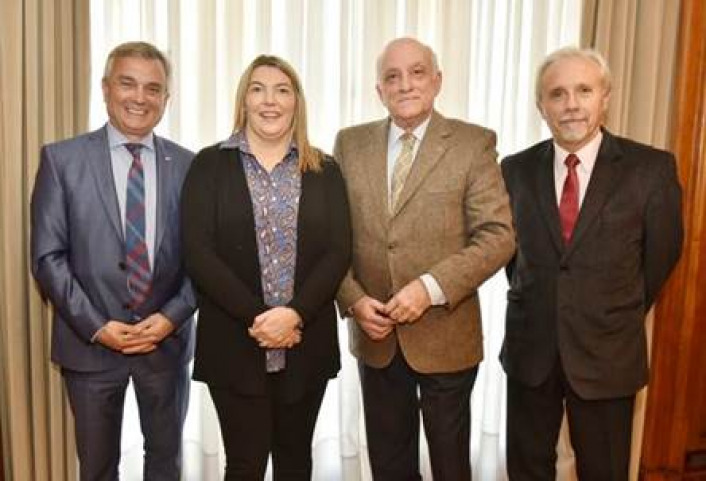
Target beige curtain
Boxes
[581,0,680,147]
[575,1,681,480]
[0,0,90,479]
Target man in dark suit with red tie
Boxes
[501,47,683,480]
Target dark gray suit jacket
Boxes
[500,129,683,400]
[31,126,196,373]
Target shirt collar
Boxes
[106,122,155,152]
[388,115,432,146]
[553,130,603,172]
[220,130,298,157]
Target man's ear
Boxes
[434,70,442,95]
[101,79,109,102]
[536,101,547,121]
[601,89,611,114]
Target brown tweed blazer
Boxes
[334,111,515,373]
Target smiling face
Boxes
[243,65,297,145]
[376,39,442,131]
[102,56,169,141]
[537,55,610,152]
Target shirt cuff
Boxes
[90,325,105,343]
[420,274,447,306]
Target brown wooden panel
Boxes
[685,450,706,472]
[686,273,706,452]
[640,0,706,479]
[684,474,706,481]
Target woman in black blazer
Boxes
[181,55,351,480]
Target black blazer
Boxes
[181,144,351,401]
[500,130,683,400]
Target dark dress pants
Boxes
[63,361,190,481]
[359,350,478,481]
[208,374,328,481]
[506,359,635,481]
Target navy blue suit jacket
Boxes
[31,126,196,373]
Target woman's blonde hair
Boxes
[233,55,323,172]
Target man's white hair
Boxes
[376,37,440,82]
[535,46,612,105]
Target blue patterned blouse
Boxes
[221,131,301,372]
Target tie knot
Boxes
[401,133,416,148]
[125,143,143,159]
[565,154,580,169]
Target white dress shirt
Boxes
[553,131,603,208]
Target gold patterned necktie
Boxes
[390,133,416,210]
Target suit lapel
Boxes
[392,111,449,217]
[563,131,624,258]
[533,142,564,253]
[87,127,124,242]
[362,120,390,217]
[153,135,173,266]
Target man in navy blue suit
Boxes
[31,41,195,480]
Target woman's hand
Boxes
[248,306,303,348]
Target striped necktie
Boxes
[124,143,152,308]
[390,132,416,210]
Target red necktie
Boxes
[559,154,580,244]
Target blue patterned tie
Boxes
[124,143,152,308]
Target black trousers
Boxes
[208,375,327,481]
[359,350,478,481]
[506,359,635,481]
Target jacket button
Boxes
[118,261,127,271]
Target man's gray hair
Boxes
[535,46,611,105]
[376,37,440,81]
[103,41,172,90]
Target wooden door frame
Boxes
[640,0,706,479]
